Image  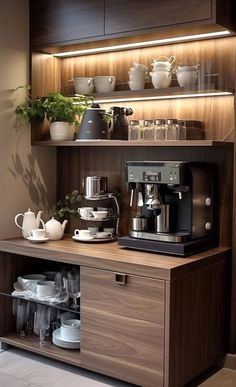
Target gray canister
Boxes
[84,176,108,198]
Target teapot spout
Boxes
[36,210,44,228]
[62,219,68,231]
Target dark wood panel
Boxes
[166,258,229,386]
[105,0,212,35]
[57,145,233,247]
[30,0,105,47]
[80,266,165,387]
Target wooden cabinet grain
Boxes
[105,0,212,35]
[80,267,165,387]
[30,0,104,47]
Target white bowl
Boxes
[60,319,81,341]
[91,210,108,219]
[36,280,55,297]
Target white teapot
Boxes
[45,217,68,240]
[15,209,44,239]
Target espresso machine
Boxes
[118,161,218,256]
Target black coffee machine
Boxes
[107,106,133,140]
[118,161,218,256]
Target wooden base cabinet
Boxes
[80,259,228,387]
[0,240,230,387]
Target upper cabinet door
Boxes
[30,0,105,48]
[105,0,212,35]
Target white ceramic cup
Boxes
[94,76,116,93]
[78,207,94,218]
[28,228,46,239]
[95,231,112,239]
[176,70,198,87]
[74,229,92,239]
[91,210,108,219]
[150,71,172,88]
[36,280,55,297]
[60,319,81,341]
[73,77,94,94]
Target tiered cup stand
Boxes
[78,193,120,242]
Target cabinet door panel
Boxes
[30,0,104,47]
[105,0,212,35]
[80,267,165,387]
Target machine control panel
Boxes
[126,161,186,184]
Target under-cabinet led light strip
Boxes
[93,91,232,104]
[53,31,230,57]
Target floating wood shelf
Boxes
[88,85,234,103]
[32,139,233,147]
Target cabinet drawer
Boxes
[80,267,165,387]
[105,0,212,35]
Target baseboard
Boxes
[224,353,236,370]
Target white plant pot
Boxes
[49,122,75,141]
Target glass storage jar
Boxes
[142,120,155,140]
[128,120,140,140]
[165,119,179,140]
[154,119,166,140]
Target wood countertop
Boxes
[0,237,230,281]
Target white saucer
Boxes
[27,237,49,243]
[52,328,80,349]
[72,235,94,242]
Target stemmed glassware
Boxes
[65,270,80,310]
[34,304,51,347]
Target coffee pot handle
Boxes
[14,213,23,229]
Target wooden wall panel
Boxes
[57,145,233,247]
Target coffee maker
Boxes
[118,161,218,256]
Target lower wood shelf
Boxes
[0,333,81,366]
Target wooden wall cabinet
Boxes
[105,0,212,35]
[30,0,236,50]
[30,0,105,48]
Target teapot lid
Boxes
[25,209,34,214]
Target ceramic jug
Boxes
[15,209,44,239]
[45,217,68,240]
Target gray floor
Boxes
[0,348,235,387]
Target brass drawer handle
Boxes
[115,273,127,285]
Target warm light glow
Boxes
[93,92,232,104]
[53,31,230,57]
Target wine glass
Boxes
[54,270,67,301]
[16,300,27,337]
[34,305,51,348]
[65,270,80,310]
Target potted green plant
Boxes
[15,86,93,141]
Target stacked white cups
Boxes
[128,63,147,90]
[150,56,175,89]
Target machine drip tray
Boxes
[118,235,218,256]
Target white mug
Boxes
[94,76,116,93]
[74,229,92,239]
[73,77,94,94]
[28,228,46,239]
[36,281,55,297]
[78,207,94,218]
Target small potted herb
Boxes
[15,86,93,141]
